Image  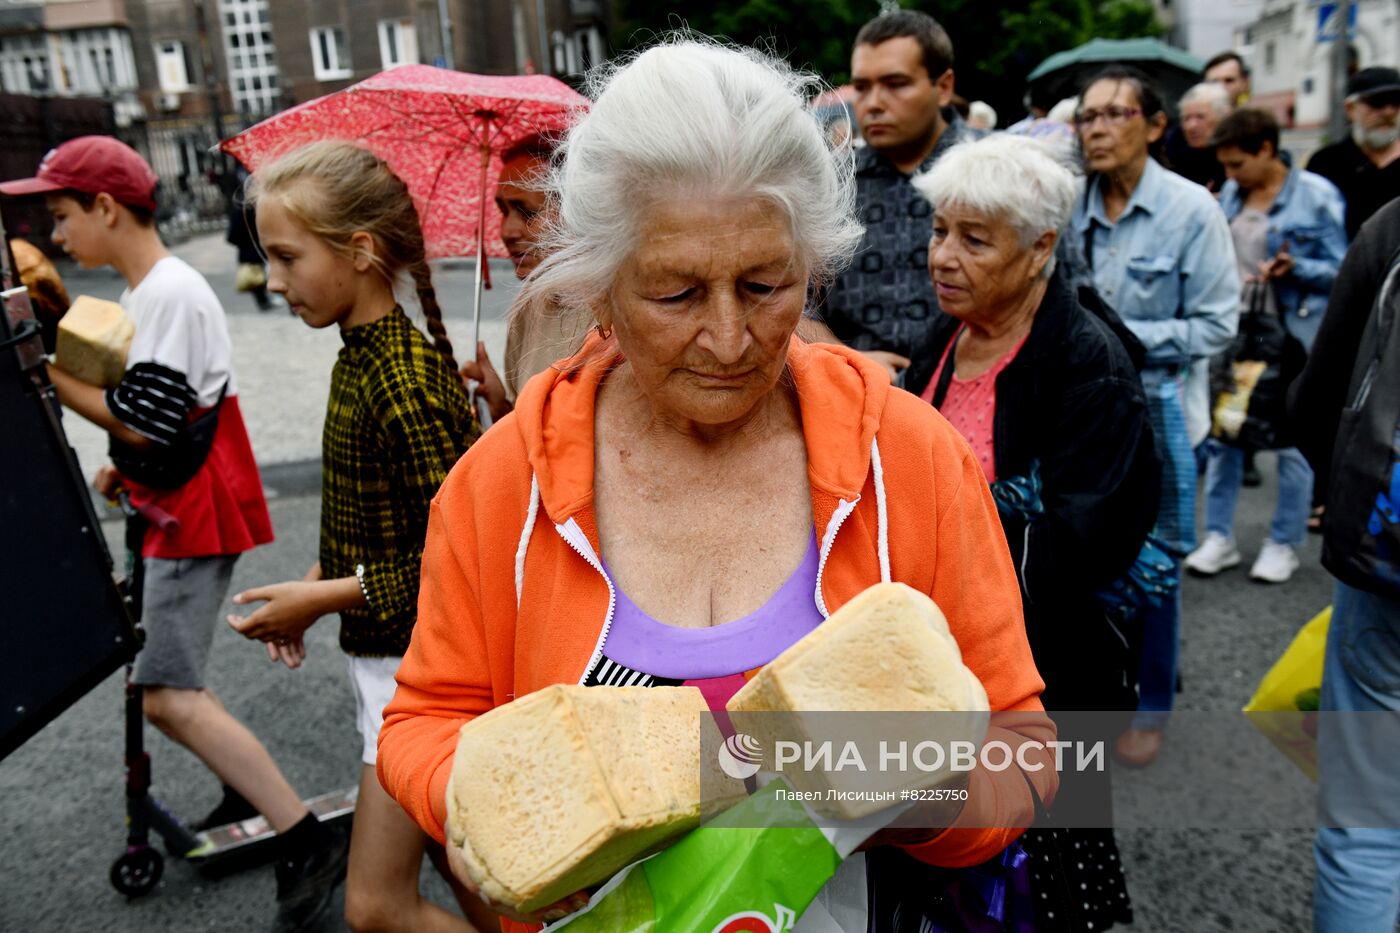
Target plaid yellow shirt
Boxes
[320,308,478,656]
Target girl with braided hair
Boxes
[229,141,492,933]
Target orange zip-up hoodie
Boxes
[379,337,1055,929]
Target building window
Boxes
[576,26,602,74]
[53,28,136,95]
[1303,77,1315,95]
[155,40,191,92]
[378,19,417,69]
[1264,40,1275,71]
[310,25,351,80]
[0,33,52,94]
[551,30,566,74]
[218,0,279,116]
[556,26,603,76]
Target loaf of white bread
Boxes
[728,582,987,714]
[447,684,738,913]
[446,583,988,910]
[54,295,133,388]
[727,581,989,818]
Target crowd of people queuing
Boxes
[6,6,1400,932]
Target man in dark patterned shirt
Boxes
[812,10,974,376]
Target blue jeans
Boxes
[1193,442,1210,477]
[1130,376,1194,730]
[1131,557,1182,731]
[1201,441,1315,547]
[1144,375,1196,555]
[1314,580,1400,932]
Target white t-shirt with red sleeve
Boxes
[106,255,273,558]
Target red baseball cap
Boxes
[0,135,159,211]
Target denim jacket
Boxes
[1218,168,1346,351]
[1071,158,1241,382]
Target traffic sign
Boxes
[1317,2,1357,43]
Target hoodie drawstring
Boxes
[871,438,891,584]
[515,473,540,608]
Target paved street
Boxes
[51,233,523,483]
[1,234,1334,931]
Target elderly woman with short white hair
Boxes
[379,38,1057,933]
[906,133,1161,932]
[1166,80,1233,191]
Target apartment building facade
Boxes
[0,0,608,228]
[1165,0,1266,61]
[1243,0,1399,127]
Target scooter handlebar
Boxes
[114,490,181,535]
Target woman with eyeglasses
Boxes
[1068,65,1241,769]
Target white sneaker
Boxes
[1185,532,1242,576]
[1250,540,1300,583]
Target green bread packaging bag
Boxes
[545,778,908,933]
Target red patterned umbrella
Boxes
[220,65,587,342]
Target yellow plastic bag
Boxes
[1211,359,1267,440]
[1243,606,1330,780]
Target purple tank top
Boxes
[589,533,823,709]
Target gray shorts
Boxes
[131,554,241,689]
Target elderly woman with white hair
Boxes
[905,134,1161,932]
[1165,81,1233,191]
[379,38,1058,933]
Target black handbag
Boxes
[108,381,227,490]
[1209,281,1306,451]
[864,768,1056,931]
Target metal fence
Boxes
[124,116,245,241]
[0,95,248,250]
[0,93,116,247]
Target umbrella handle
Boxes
[471,143,489,352]
[472,234,484,351]
[466,383,493,431]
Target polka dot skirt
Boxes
[1019,827,1134,931]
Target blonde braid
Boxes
[408,257,461,375]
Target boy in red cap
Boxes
[0,136,349,933]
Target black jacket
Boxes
[1289,199,1400,597]
[907,268,1161,710]
[1307,138,1400,240]
[1291,200,1400,487]
[1164,125,1227,194]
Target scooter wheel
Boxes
[110,847,164,897]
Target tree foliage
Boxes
[610,0,872,80]
[610,0,1163,117]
